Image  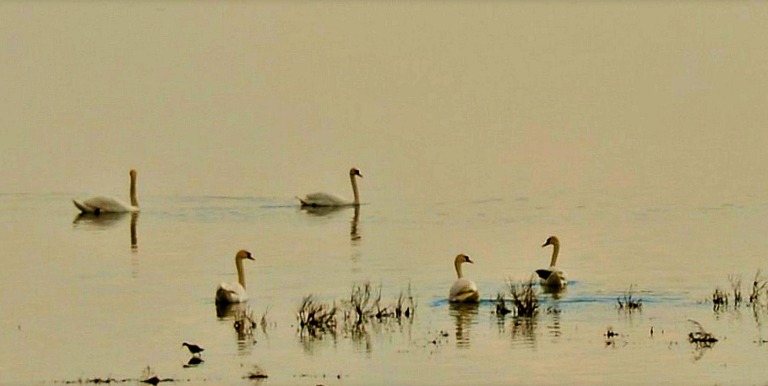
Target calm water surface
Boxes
[1,193,767,385]
[3,1,768,385]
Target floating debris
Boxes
[688,320,718,347]
[244,364,269,379]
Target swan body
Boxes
[536,236,568,288]
[215,250,255,304]
[449,254,480,303]
[74,169,139,213]
[298,168,362,207]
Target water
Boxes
[1,193,767,385]
[3,1,768,384]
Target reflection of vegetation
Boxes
[296,283,417,348]
[750,270,767,306]
[500,277,539,317]
[712,288,728,311]
[342,282,416,332]
[617,285,642,312]
[297,295,338,338]
[711,271,768,313]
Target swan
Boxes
[449,254,480,303]
[298,168,362,207]
[73,169,139,213]
[215,250,255,304]
[536,236,568,288]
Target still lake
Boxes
[1,191,767,385]
[3,1,768,384]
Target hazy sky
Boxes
[2,2,767,206]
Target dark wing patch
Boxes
[535,269,551,280]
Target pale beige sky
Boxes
[1,2,767,205]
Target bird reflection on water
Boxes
[299,203,362,243]
[72,212,139,251]
[449,302,479,348]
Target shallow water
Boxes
[4,1,768,384]
[1,194,768,385]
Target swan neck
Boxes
[350,174,360,205]
[549,242,560,267]
[454,259,463,279]
[236,258,246,289]
[129,173,139,207]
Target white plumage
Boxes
[298,168,362,207]
[73,169,139,214]
[215,250,255,304]
[449,254,480,303]
[536,236,568,289]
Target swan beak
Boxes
[542,240,550,247]
[467,257,474,264]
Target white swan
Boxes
[215,250,255,304]
[298,168,362,207]
[73,169,139,213]
[449,254,480,303]
[536,236,568,288]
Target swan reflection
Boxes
[299,203,362,242]
[449,302,478,348]
[350,205,360,241]
[72,212,139,251]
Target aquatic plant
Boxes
[494,292,512,316]
[233,307,257,337]
[507,277,539,317]
[729,274,743,307]
[297,295,338,337]
[617,285,642,312]
[711,287,728,311]
[341,282,417,332]
[749,270,767,306]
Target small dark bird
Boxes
[182,342,204,356]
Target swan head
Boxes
[349,168,363,178]
[542,236,559,248]
[454,253,473,265]
[129,169,137,178]
[235,250,255,261]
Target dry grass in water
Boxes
[506,277,539,317]
[297,295,338,337]
[342,282,416,332]
[617,285,642,312]
[749,270,767,306]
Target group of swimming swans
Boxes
[72,167,365,304]
[72,167,567,305]
[449,236,568,303]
